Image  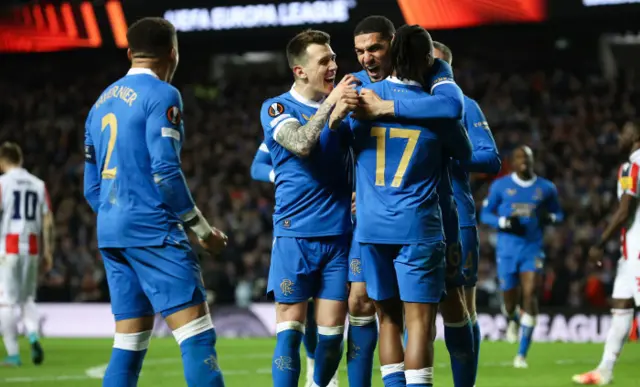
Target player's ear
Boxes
[127,49,133,62]
[292,64,306,80]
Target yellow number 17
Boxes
[371,127,420,187]
[101,113,118,179]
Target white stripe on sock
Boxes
[349,314,376,326]
[276,321,305,334]
[381,362,405,378]
[405,367,434,384]
[113,331,152,351]
[172,314,215,345]
[318,325,344,335]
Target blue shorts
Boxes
[460,226,480,287]
[361,240,446,303]
[497,247,545,291]
[348,235,364,283]
[268,235,349,303]
[101,238,206,321]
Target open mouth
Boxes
[366,65,382,79]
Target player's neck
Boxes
[516,171,534,181]
[130,61,166,81]
[292,82,325,103]
[2,164,20,173]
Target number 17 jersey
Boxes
[349,77,445,244]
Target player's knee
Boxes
[113,330,152,352]
[275,302,307,323]
[172,314,216,346]
[440,288,468,323]
[348,288,375,317]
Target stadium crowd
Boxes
[0,50,634,309]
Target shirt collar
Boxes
[127,68,159,78]
[511,172,537,188]
[289,84,322,108]
[387,76,422,87]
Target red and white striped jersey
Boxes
[0,168,50,255]
[617,149,640,259]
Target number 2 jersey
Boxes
[0,168,50,255]
[349,76,448,244]
[84,68,192,248]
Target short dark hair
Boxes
[127,17,176,59]
[0,142,23,165]
[354,16,395,40]
[433,41,453,65]
[286,29,331,68]
[390,24,434,85]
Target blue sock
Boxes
[471,315,481,385]
[347,315,378,387]
[406,368,434,387]
[103,331,151,387]
[272,322,304,387]
[28,332,40,344]
[314,326,345,386]
[444,320,475,387]
[517,313,536,358]
[175,316,225,387]
[303,301,318,360]
[381,363,406,387]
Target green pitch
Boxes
[1,339,639,386]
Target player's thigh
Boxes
[518,251,544,295]
[361,243,401,302]
[125,240,206,319]
[628,255,640,307]
[317,234,349,302]
[20,255,38,302]
[612,257,635,301]
[497,254,519,292]
[100,248,154,321]
[395,240,447,303]
[268,237,319,303]
[0,254,21,305]
[460,226,480,287]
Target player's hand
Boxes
[351,89,385,120]
[326,74,360,105]
[351,192,356,215]
[199,227,228,255]
[41,252,53,274]
[501,216,526,236]
[329,87,359,128]
[588,246,604,267]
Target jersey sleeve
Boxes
[83,108,101,213]
[544,183,564,223]
[145,85,196,218]
[41,184,51,216]
[260,99,301,141]
[620,162,640,197]
[250,142,274,183]
[460,98,502,174]
[393,82,464,121]
[480,180,502,229]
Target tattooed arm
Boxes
[274,99,336,158]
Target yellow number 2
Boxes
[101,113,118,179]
[370,127,420,187]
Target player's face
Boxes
[301,43,337,96]
[167,38,179,83]
[619,122,637,152]
[354,33,392,82]
[512,147,534,174]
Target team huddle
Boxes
[0,10,625,387]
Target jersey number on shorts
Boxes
[101,113,118,180]
[12,190,38,221]
[371,127,420,187]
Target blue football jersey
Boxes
[481,173,563,255]
[451,95,500,227]
[260,86,352,237]
[438,159,459,245]
[352,69,372,88]
[350,77,446,244]
[84,68,191,248]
